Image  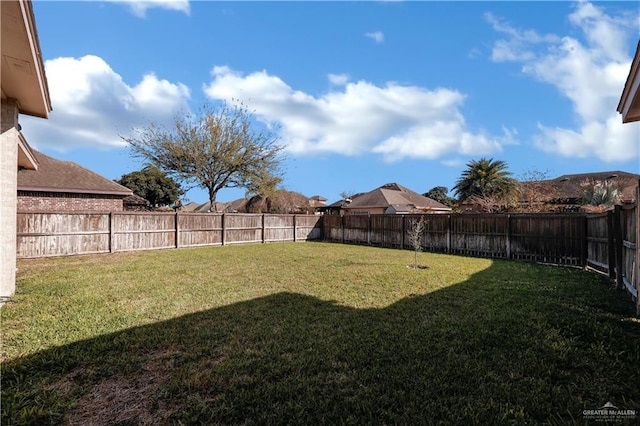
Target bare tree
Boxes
[339,190,356,201]
[516,169,559,212]
[123,102,284,210]
[407,216,427,268]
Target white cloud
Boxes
[365,31,385,43]
[535,116,640,163]
[20,55,190,151]
[204,66,505,162]
[441,158,464,168]
[105,0,190,17]
[328,73,350,86]
[487,2,639,163]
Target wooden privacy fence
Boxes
[324,213,587,266]
[324,208,639,312]
[586,204,638,301]
[16,212,322,258]
[15,204,639,312]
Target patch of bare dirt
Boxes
[406,264,429,270]
[51,350,182,426]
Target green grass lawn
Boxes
[2,242,639,425]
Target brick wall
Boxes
[18,192,124,212]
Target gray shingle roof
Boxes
[345,183,451,211]
[17,150,132,196]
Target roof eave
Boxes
[1,0,52,118]
[17,129,38,170]
[17,186,132,197]
[617,40,640,123]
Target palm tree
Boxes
[453,158,519,203]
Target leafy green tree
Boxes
[452,158,519,205]
[423,186,456,208]
[116,166,182,208]
[123,102,284,210]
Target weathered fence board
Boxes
[112,212,176,252]
[295,215,323,241]
[371,215,404,248]
[450,214,508,259]
[586,213,609,273]
[510,215,585,266]
[325,212,606,268]
[621,204,638,300]
[178,214,223,248]
[16,212,322,258]
[17,212,110,258]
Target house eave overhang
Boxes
[617,40,640,123]
[1,0,52,118]
[17,130,37,170]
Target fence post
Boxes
[109,212,115,253]
[636,183,640,315]
[505,214,511,259]
[614,205,624,290]
[580,214,588,268]
[221,213,226,246]
[293,215,297,242]
[262,214,266,244]
[368,213,372,246]
[607,210,616,279]
[175,212,180,249]
[400,215,405,250]
[341,214,345,243]
[446,214,451,254]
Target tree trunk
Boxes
[208,188,218,212]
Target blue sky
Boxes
[22,0,640,204]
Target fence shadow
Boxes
[3,263,639,425]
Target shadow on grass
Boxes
[3,262,639,425]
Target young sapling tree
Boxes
[407,216,427,269]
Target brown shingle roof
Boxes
[531,171,639,203]
[345,183,451,211]
[17,150,132,196]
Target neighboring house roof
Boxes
[322,199,352,209]
[344,183,451,212]
[180,201,201,212]
[617,40,640,123]
[192,201,228,213]
[525,171,639,203]
[123,193,150,208]
[17,149,132,196]
[225,198,248,213]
